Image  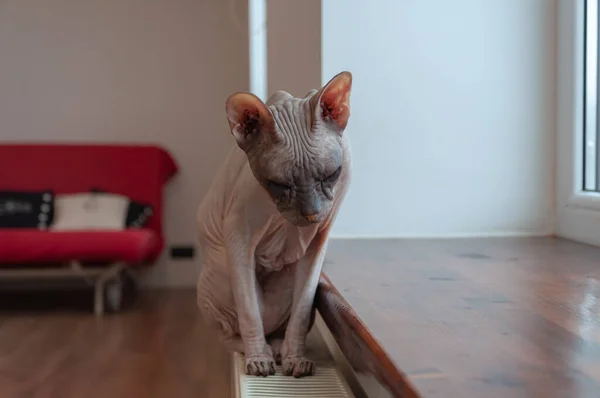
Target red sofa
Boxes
[0,143,178,313]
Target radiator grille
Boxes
[233,353,356,398]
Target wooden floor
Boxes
[3,237,600,398]
[323,237,600,398]
[0,289,231,398]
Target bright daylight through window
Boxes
[585,0,600,191]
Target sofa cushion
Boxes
[50,192,153,231]
[0,230,160,265]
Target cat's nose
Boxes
[304,214,319,223]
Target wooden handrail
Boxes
[315,274,422,398]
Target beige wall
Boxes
[266,0,321,97]
[0,0,249,286]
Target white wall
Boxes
[323,0,557,238]
[0,0,249,286]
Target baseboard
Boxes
[329,230,553,240]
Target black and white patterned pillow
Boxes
[90,188,153,229]
[125,200,153,229]
[0,190,54,229]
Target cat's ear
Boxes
[225,92,275,150]
[312,71,352,133]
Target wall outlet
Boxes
[170,245,195,259]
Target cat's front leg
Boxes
[281,232,330,377]
[228,230,276,377]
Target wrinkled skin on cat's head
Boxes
[225,71,352,227]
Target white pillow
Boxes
[51,192,130,231]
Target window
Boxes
[585,0,599,191]
[556,0,600,246]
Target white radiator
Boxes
[232,354,355,398]
[232,314,368,398]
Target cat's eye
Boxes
[323,166,342,184]
[267,180,291,196]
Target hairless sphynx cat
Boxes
[196,71,353,378]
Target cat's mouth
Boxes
[284,213,323,227]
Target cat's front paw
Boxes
[245,353,276,377]
[282,355,314,378]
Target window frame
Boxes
[583,0,599,191]
[557,0,600,246]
